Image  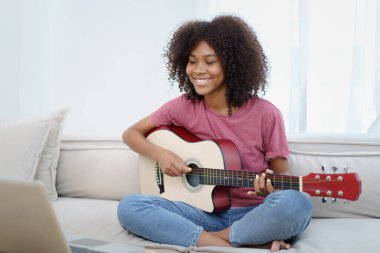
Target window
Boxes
[206,0,380,133]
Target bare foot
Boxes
[254,240,291,251]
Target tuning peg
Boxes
[332,165,338,173]
[343,199,350,205]
[332,198,337,204]
[322,197,327,203]
[344,166,349,173]
[321,165,325,173]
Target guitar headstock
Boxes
[302,166,361,203]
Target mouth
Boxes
[193,78,212,86]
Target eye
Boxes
[188,58,196,64]
[206,61,215,65]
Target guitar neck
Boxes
[192,168,301,191]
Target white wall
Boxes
[0,0,50,120]
[49,0,194,135]
[0,0,202,136]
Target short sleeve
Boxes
[150,95,189,127]
[150,101,172,127]
[261,105,289,161]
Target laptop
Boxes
[0,179,146,253]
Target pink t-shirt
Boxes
[151,94,289,207]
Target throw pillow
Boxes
[0,122,51,180]
[32,108,70,200]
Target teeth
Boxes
[195,78,210,85]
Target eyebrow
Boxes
[189,53,218,58]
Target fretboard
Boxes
[189,168,301,191]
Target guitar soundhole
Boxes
[186,163,201,187]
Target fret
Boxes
[289,176,293,190]
[246,171,252,187]
[249,174,254,187]
[281,175,284,189]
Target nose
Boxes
[193,63,206,74]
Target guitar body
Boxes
[139,125,241,212]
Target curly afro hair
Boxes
[164,15,269,111]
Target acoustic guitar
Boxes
[139,125,362,212]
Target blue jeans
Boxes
[117,190,312,247]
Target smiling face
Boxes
[185,40,226,99]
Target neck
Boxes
[204,100,228,115]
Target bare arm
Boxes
[122,116,160,160]
[122,116,190,176]
[269,157,290,175]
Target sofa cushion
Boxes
[189,218,380,253]
[0,122,51,180]
[53,198,379,253]
[57,138,140,200]
[52,197,187,253]
[288,150,380,218]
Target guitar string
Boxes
[189,168,346,179]
[184,175,348,195]
[169,169,351,196]
[183,174,343,185]
[186,168,346,183]
[180,173,347,194]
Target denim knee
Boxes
[117,194,142,230]
[274,190,312,229]
[273,190,311,214]
[288,190,312,218]
[229,190,312,246]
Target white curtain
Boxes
[209,0,380,134]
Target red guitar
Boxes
[139,125,362,212]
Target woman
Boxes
[117,15,312,251]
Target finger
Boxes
[177,166,191,175]
[259,173,266,190]
[175,158,191,174]
[247,191,257,196]
[163,168,175,177]
[184,166,192,174]
[170,162,188,176]
[254,174,260,194]
[266,169,274,174]
[266,178,275,193]
[165,163,183,177]
[167,167,181,177]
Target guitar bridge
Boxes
[155,162,165,194]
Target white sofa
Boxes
[53,133,380,253]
